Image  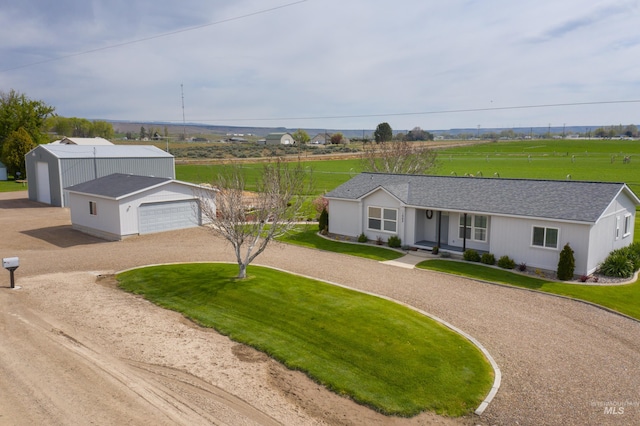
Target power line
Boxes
[176,99,640,123]
[1,0,308,73]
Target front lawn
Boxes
[277,224,404,261]
[117,263,493,417]
[417,260,640,320]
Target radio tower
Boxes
[181,83,186,141]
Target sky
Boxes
[1,0,639,132]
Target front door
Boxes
[439,212,449,245]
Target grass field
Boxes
[176,139,640,195]
[117,263,494,417]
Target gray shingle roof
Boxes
[65,173,171,199]
[325,173,639,223]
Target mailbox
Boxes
[3,257,19,269]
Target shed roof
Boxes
[326,172,640,223]
[65,174,173,199]
[35,144,173,159]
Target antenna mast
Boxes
[181,83,186,140]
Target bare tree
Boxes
[361,140,438,174]
[198,159,311,279]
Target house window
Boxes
[532,226,558,249]
[368,206,397,233]
[623,214,632,237]
[89,201,97,216]
[459,214,488,242]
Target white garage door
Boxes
[139,200,200,235]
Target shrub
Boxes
[318,207,328,233]
[440,251,451,258]
[388,235,402,248]
[599,253,635,278]
[556,243,575,281]
[463,249,480,262]
[609,246,640,271]
[432,246,439,255]
[480,253,495,265]
[376,236,384,245]
[518,262,527,272]
[357,233,368,243]
[497,255,515,269]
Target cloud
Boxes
[2,0,640,131]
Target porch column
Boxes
[437,210,442,248]
[463,212,467,251]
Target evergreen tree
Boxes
[557,243,575,280]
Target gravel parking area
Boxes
[1,191,639,425]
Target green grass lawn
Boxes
[277,225,404,261]
[0,179,27,192]
[416,260,640,320]
[117,263,494,417]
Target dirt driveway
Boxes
[1,191,639,425]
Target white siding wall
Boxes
[489,216,590,274]
[327,199,360,236]
[361,190,402,243]
[68,193,122,240]
[587,192,637,274]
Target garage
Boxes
[139,200,201,234]
[65,173,215,241]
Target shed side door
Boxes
[36,161,51,204]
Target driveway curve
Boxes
[1,191,639,425]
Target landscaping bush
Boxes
[609,246,640,271]
[556,243,575,281]
[387,235,402,248]
[318,207,328,233]
[432,246,439,255]
[518,262,527,272]
[357,233,368,243]
[599,253,635,278]
[480,253,495,265]
[497,255,515,269]
[463,249,480,262]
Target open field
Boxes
[176,139,640,195]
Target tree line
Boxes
[0,89,114,177]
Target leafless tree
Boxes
[361,140,438,174]
[197,159,311,279]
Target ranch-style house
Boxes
[325,173,640,276]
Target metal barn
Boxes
[25,145,175,207]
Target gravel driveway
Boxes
[1,191,639,425]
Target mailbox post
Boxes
[2,257,19,289]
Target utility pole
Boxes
[181,84,186,141]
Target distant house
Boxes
[326,173,640,276]
[66,173,215,241]
[310,133,330,145]
[25,144,174,207]
[265,132,294,145]
[49,137,114,146]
